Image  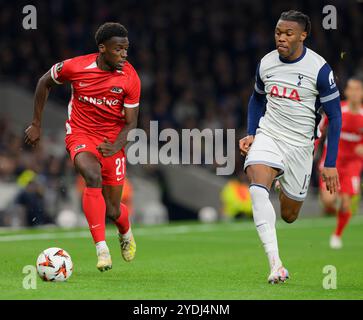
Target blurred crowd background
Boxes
[0,0,362,227]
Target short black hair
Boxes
[95,22,128,46]
[279,10,311,36]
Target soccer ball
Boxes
[36,247,73,282]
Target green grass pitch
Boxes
[1,215,363,300]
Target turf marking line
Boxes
[0,216,363,242]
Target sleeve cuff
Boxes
[124,103,139,108]
[50,66,63,85]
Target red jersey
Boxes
[338,104,363,161]
[317,101,363,169]
[317,101,363,194]
[50,53,141,141]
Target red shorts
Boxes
[338,174,361,195]
[319,159,362,195]
[65,133,126,186]
[338,158,362,195]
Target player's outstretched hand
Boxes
[239,135,254,156]
[321,167,340,194]
[24,124,41,147]
[96,138,120,157]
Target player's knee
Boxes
[83,171,102,187]
[340,194,352,213]
[341,201,351,213]
[281,208,299,224]
[320,192,336,209]
[281,214,298,224]
[246,165,278,190]
[105,204,120,221]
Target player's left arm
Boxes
[96,107,139,157]
[317,63,342,194]
[313,114,328,161]
[97,70,141,157]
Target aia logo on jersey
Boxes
[111,87,123,94]
[269,85,301,101]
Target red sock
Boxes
[335,210,352,237]
[114,203,130,235]
[82,187,106,243]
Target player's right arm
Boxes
[24,70,58,146]
[25,60,72,146]
[240,63,267,156]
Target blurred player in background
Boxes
[240,10,341,283]
[220,172,253,219]
[25,22,140,271]
[316,77,363,249]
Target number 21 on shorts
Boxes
[115,157,125,182]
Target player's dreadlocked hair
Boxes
[280,10,311,36]
[95,22,128,45]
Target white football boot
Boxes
[96,249,112,272]
[330,234,343,249]
[268,265,289,284]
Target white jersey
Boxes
[254,46,340,147]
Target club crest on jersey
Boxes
[56,62,64,73]
[110,87,123,94]
[74,144,86,152]
[297,74,303,86]
[269,85,301,101]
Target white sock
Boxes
[121,228,132,241]
[95,241,109,255]
[249,184,282,270]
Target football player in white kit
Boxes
[239,10,342,284]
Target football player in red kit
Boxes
[316,77,363,249]
[25,23,140,271]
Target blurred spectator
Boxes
[0,0,362,225]
[15,178,51,226]
[2,0,360,139]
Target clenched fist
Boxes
[96,137,120,157]
[24,124,41,147]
